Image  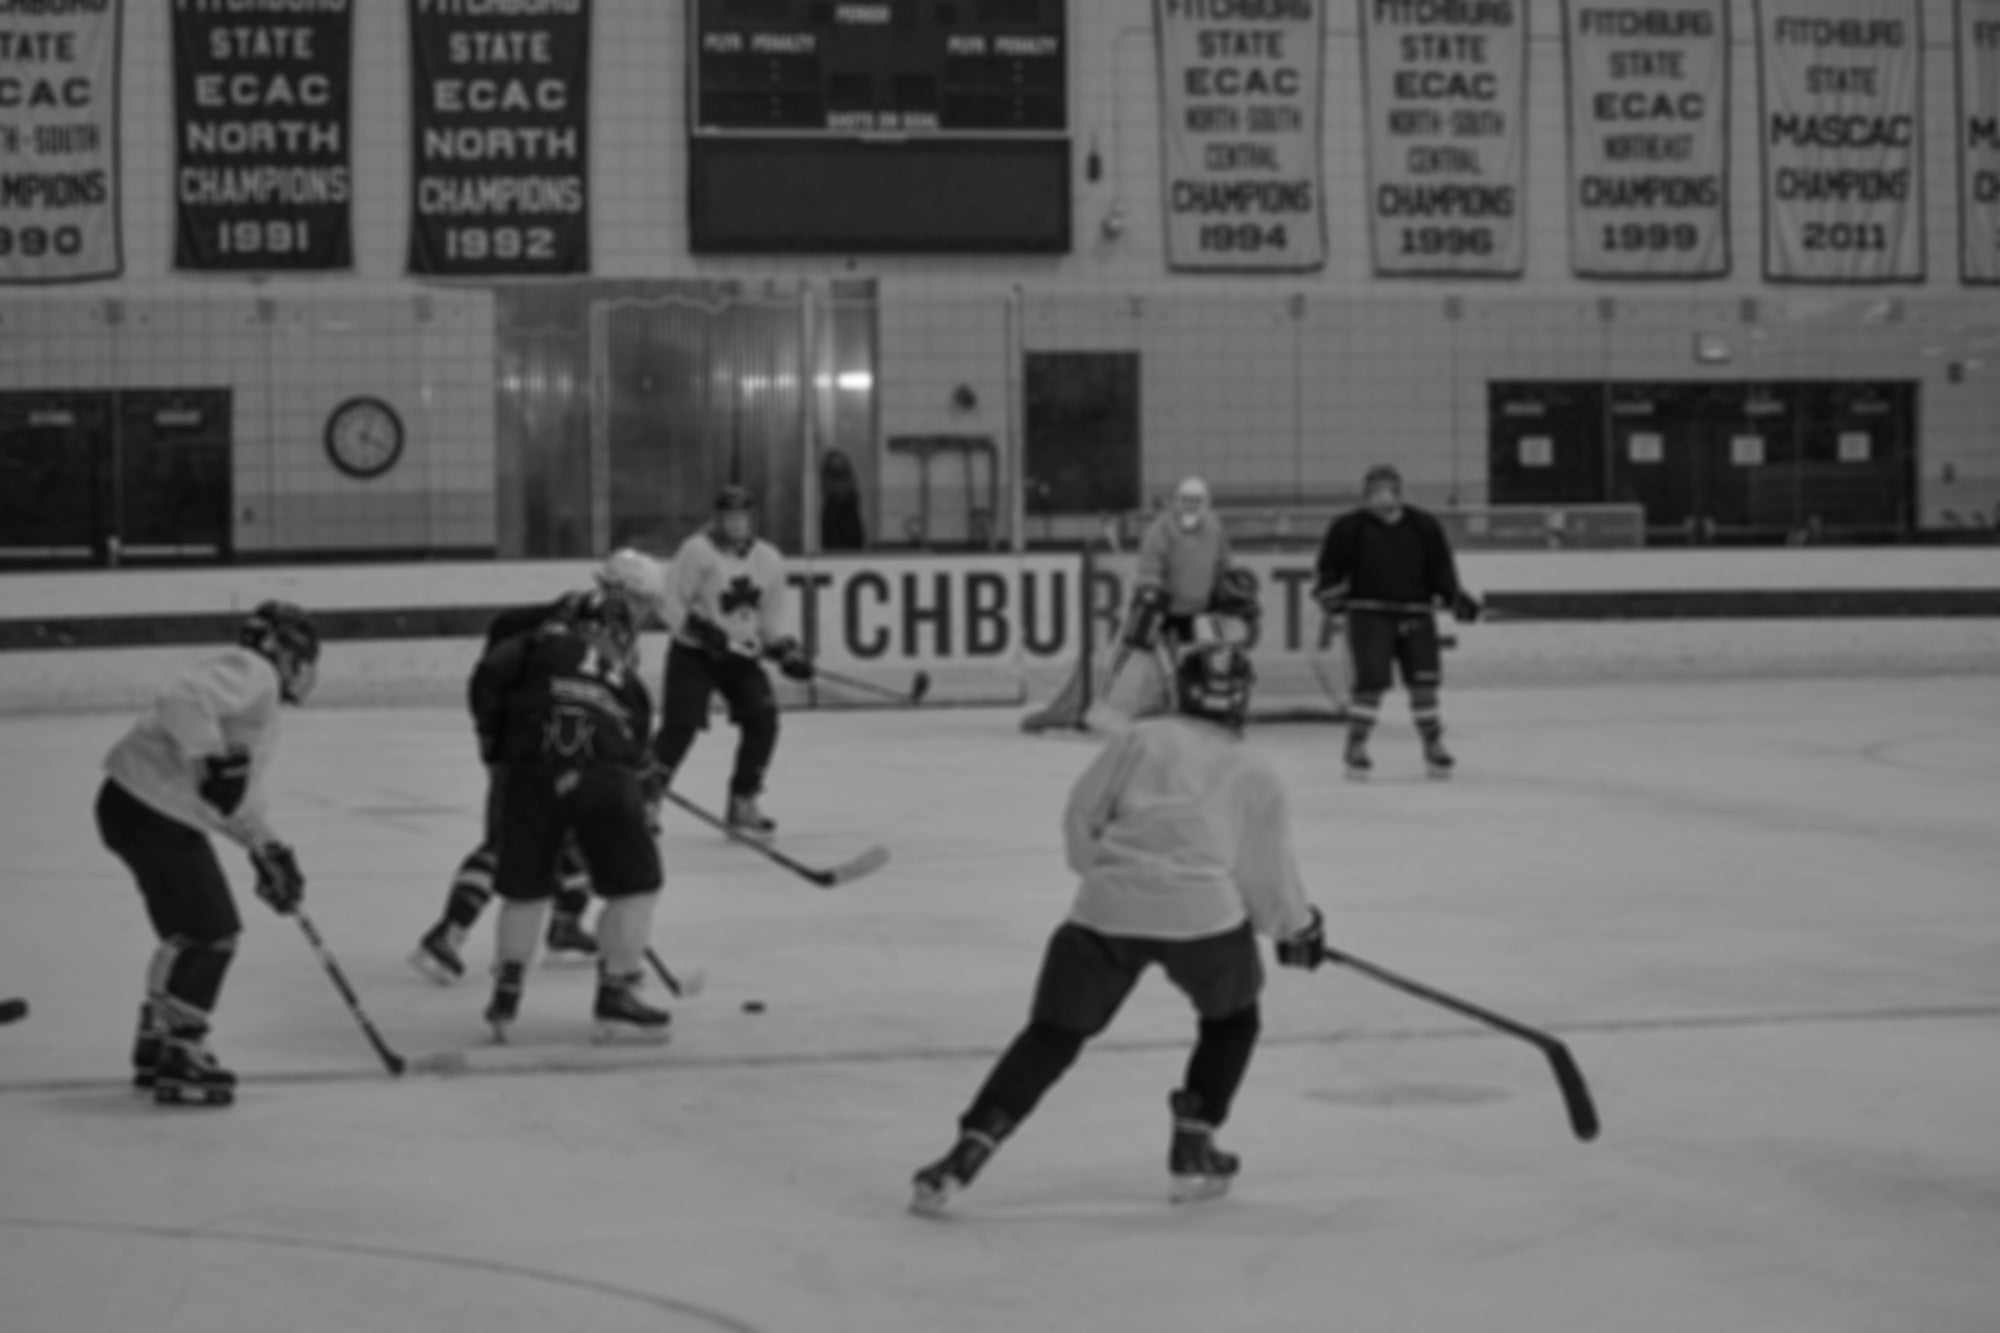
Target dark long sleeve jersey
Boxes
[1314,506,1464,608]
[469,625,653,769]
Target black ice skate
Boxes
[153,1030,238,1108]
[1167,1090,1240,1204]
[591,970,671,1044]
[1343,736,1373,781]
[409,921,467,986]
[726,794,776,841]
[130,1002,163,1089]
[909,1129,1001,1217]
[485,960,525,1043]
[1422,735,1455,780]
[543,912,599,964]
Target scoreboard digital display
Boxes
[688,0,1072,253]
[692,0,1068,135]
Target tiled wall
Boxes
[9,1,2000,551]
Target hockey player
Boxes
[653,485,813,838]
[1098,476,1259,724]
[410,549,668,983]
[96,601,320,1106]
[910,642,1327,1214]
[1312,464,1481,778]
[470,591,672,1041]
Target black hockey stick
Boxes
[1321,947,1599,1142]
[293,910,408,1076]
[644,947,707,999]
[657,789,890,889]
[814,666,931,707]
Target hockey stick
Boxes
[1320,946,1599,1143]
[292,910,409,1076]
[814,666,931,707]
[644,947,707,999]
[657,789,890,889]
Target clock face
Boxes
[325,397,404,479]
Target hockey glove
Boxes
[1274,907,1327,971]
[198,747,253,816]
[683,616,733,657]
[252,842,305,916]
[1123,585,1169,651]
[1208,566,1262,623]
[1312,584,1349,618]
[1451,590,1484,624]
[767,636,815,681]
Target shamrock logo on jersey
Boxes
[720,575,762,615]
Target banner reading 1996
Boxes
[408,0,590,276]
[1960,0,2000,283]
[1565,0,1729,278]
[173,0,352,271]
[1757,0,1921,282]
[0,0,121,284]
[1362,0,1527,276]
[1155,0,1326,272]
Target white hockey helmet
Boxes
[594,547,668,625]
[1174,476,1211,530]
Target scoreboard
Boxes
[688,0,1072,252]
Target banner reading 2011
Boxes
[1155,0,1325,272]
[173,0,353,271]
[1361,0,1527,276]
[408,0,590,276]
[1960,0,2000,283]
[0,0,121,283]
[1565,0,1729,278]
[1757,0,1921,282]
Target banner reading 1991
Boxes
[1362,0,1527,276]
[0,0,120,284]
[408,0,590,276]
[1565,0,1729,278]
[1960,0,2000,283]
[1757,0,1922,282]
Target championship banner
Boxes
[1361,0,1527,276]
[1564,0,1728,278]
[408,0,590,276]
[0,0,120,283]
[1959,0,2000,283]
[1756,0,1921,282]
[1155,0,1325,272]
[173,0,352,271]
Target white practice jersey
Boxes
[102,647,283,848]
[1063,714,1316,941]
[667,529,789,653]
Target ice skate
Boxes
[130,1002,163,1090]
[591,970,671,1044]
[909,1129,1000,1217]
[1422,735,1455,780]
[152,1030,237,1108]
[409,921,467,985]
[485,960,525,1043]
[1167,1091,1240,1203]
[543,912,599,965]
[726,794,776,842]
[1343,736,1373,781]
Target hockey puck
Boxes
[0,997,28,1025]
[741,1000,767,1014]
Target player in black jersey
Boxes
[1312,465,1482,778]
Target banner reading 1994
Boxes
[1565,0,1729,278]
[1960,0,2000,283]
[1155,0,1326,272]
[1361,0,1527,276]
[0,0,120,283]
[1757,0,1922,282]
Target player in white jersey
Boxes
[95,602,320,1107]
[652,485,813,837]
[911,642,1328,1214]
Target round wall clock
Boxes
[324,396,405,480]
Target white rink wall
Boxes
[1,548,1997,715]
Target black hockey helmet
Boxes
[714,483,754,513]
[565,589,638,666]
[240,600,320,704]
[1176,641,1255,730]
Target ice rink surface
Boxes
[3,678,1998,1333]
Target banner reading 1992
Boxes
[1155,0,1326,272]
[408,0,590,276]
[1362,0,1527,276]
[0,0,120,283]
[1565,0,1729,278]
[173,0,352,271]
[1757,0,1922,282]
[1960,0,2000,283]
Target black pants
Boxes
[96,779,241,1024]
[493,764,662,902]
[1346,610,1442,694]
[653,641,778,799]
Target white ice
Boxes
[3,679,1998,1333]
